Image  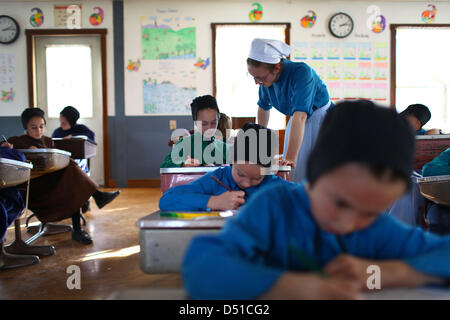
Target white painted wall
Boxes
[0,0,115,116]
[123,0,450,115]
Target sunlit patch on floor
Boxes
[73,245,140,262]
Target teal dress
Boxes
[258,60,331,182]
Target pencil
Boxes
[1,135,7,143]
[160,212,220,218]
[288,243,325,276]
[210,175,232,191]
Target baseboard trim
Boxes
[127,179,161,188]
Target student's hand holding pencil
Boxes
[0,141,13,149]
[324,254,445,289]
[206,191,245,211]
[0,136,12,149]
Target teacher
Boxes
[247,38,332,182]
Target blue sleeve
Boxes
[370,215,450,278]
[290,64,316,115]
[422,149,450,177]
[78,125,96,141]
[182,189,284,299]
[257,86,272,111]
[51,128,60,138]
[158,170,226,212]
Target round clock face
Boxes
[329,12,354,38]
[0,15,20,44]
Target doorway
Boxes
[26,29,110,186]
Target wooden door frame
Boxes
[25,28,112,187]
[390,24,450,111]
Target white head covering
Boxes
[248,38,291,64]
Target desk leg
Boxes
[25,223,72,245]
[4,177,56,256]
[0,240,39,270]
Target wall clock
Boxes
[0,15,20,44]
[329,12,354,38]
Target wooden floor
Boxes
[0,188,182,300]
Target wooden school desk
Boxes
[52,136,97,160]
[108,286,450,300]
[414,135,450,171]
[16,148,73,242]
[137,210,234,274]
[0,157,53,269]
[16,148,71,179]
[418,174,450,206]
[0,157,33,189]
[160,165,292,194]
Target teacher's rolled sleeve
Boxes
[257,86,272,111]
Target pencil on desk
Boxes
[160,212,220,218]
[210,175,232,192]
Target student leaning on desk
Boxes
[182,100,450,300]
[159,123,292,212]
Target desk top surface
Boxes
[418,175,450,183]
[416,134,450,140]
[16,148,72,157]
[138,210,234,229]
[52,136,97,145]
[0,157,33,169]
[108,286,450,300]
[160,165,291,174]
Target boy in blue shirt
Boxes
[182,100,450,299]
[159,123,289,211]
[400,103,444,135]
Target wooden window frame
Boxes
[390,24,450,110]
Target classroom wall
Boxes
[119,0,450,185]
[2,0,450,186]
[0,0,115,117]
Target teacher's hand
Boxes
[183,155,201,167]
[278,159,296,169]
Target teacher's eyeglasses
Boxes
[247,71,272,84]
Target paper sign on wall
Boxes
[54,5,82,29]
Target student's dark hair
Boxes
[190,95,220,121]
[246,58,279,72]
[400,103,431,127]
[60,106,80,128]
[21,107,46,129]
[306,100,415,188]
[232,122,277,168]
[217,112,231,139]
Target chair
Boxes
[231,117,256,129]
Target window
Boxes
[213,24,289,130]
[45,44,93,118]
[395,27,450,131]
